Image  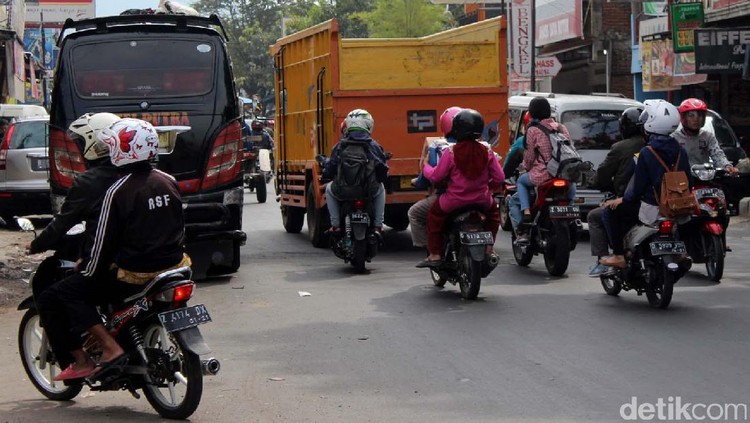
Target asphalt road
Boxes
[1,186,749,422]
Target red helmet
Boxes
[678,98,708,128]
[439,106,463,136]
[251,120,263,130]
[523,111,531,128]
[339,120,347,135]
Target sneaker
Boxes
[599,255,627,268]
[373,226,384,246]
[588,262,612,278]
[514,231,529,245]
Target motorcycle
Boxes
[599,218,690,309]
[329,197,380,273]
[511,178,581,276]
[682,163,732,282]
[16,218,218,420]
[243,142,273,204]
[428,207,500,300]
[498,179,516,232]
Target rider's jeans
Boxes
[515,172,577,212]
[326,182,385,228]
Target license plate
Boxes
[351,212,370,224]
[32,158,49,171]
[460,231,494,245]
[549,205,580,218]
[649,241,687,256]
[694,188,724,199]
[158,304,212,333]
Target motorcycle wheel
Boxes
[430,269,446,288]
[705,234,724,282]
[255,177,267,203]
[458,246,481,300]
[142,323,203,420]
[18,309,82,401]
[646,264,674,309]
[511,233,533,266]
[600,275,622,296]
[543,222,570,276]
[306,183,330,248]
[351,238,367,273]
[281,205,305,234]
[499,197,512,232]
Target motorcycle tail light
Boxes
[658,220,674,235]
[154,282,195,303]
[354,199,365,210]
[552,179,567,188]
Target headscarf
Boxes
[453,139,488,180]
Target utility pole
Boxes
[40,11,48,109]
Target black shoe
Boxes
[521,214,533,225]
[416,258,443,269]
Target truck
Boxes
[270,17,508,247]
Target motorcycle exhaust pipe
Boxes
[487,252,500,267]
[201,358,221,376]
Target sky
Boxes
[95,0,197,18]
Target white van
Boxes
[0,104,49,120]
[507,92,644,223]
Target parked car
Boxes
[0,117,51,222]
[507,92,643,225]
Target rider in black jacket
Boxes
[28,113,122,255]
[36,118,188,381]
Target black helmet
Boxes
[619,107,644,139]
[451,109,484,141]
[528,96,551,120]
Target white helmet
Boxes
[68,112,121,160]
[344,109,374,136]
[97,118,159,167]
[639,100,680,136]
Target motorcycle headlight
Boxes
[692,168,716,181]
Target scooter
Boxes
[329,197,380,273]
[243,144,273,203]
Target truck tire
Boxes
[307,183,330,248]
[282,205,304,233]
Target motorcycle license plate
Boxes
[158,304,212,333]
[549,205,580,218]
[460,231,494,245]
[694,188,723,199]
[351,212,370,224]
[649,241,687,256]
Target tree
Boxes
[363,0,447,38]
[287,0,374,38]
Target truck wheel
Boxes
[307,183,329,248]
[282,205,304,233]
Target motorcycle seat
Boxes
[122,266,193,303]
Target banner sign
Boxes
[670,2,704,53]
[511,0,532,77]
[535,0,583,46]
[644,2,668,17]
[641,33,675,92]
[694,27,750,74]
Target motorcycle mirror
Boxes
[66,222,86,236]
[16,218,35,233]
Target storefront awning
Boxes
[538,38,592,57]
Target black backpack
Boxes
[331,140,379,200]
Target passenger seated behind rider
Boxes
[601,100,693,268]
[321,109,389,237]
[36,119,190,381]
[416,109,505,268]
[514,97,576,242]
[407,106,461,249]
[503,111,533,179]
[587,107,645,277]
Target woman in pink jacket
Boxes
[417,109,505,268]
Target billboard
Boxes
[26,0,95,23]
[24,27,61,70]
[694,27,750,74]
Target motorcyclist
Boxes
[321,109,389,238]
[26,113,122,256]
[417,109,504,268]
[587,107,645,276]
[671,98,738,175]
[600,100,692,268]
[246,119,275,172]
[35,118,190,381]
[512,97,577,242]
[407,106,461,249]
[503,111,532,178]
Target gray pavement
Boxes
[1,186,749,422]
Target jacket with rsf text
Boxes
[82,163,185,277]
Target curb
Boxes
[740,197,750,217]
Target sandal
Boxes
[53,364,96,381]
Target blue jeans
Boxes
[513,172,577,217]
[325,182,385,227]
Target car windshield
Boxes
[9,121,47,149]
[560,110,623,150]
[704,115,738,148]
[72,39,216,99]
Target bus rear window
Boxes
[72,39,215,98]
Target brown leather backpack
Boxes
[647,146,697,218]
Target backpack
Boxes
[331,140,379,200]
[531,124,583,181]
[646,146,697,219]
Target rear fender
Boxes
[351,222,368,240]
[701,221,723,235]
[173,326,211,355]
[466,245,486,262]
[17,295,35,311]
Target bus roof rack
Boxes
[517,91,556,98]
[590,92,626,98]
